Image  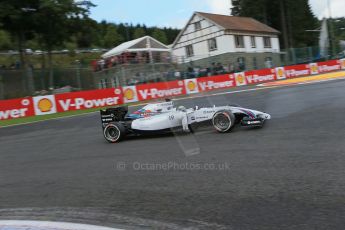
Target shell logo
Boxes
[187,81,196,91]
[236,74,245,84]
[277,68,284,78]
[37,98,53,112]
[124,88,134,100]
[311,64,318,73]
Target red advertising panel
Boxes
[136,80,186,101]
[0,97,34,120]
[245,68,276,84]
[55,88,123,112]
[317,60,341,73]
[284,64,310,78]
[197,74,236,92]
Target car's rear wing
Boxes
[100,106,128,129]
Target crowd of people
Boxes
[124,62,245,86]
[92,52,171,72]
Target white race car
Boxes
[100,100,271,143]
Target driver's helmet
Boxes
[177,105,186,112]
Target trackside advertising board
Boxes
[197,74,236,91]
[135,80,186,101]
[0,98,34,120]
[244,68,276,84]
[55,88,123,112]
[317,60,341,73]
[283,64,310,78]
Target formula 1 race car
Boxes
[100,100,271,143]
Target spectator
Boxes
[15,60,21,69]
[174,71,181,80]
[238,62,245,71]
[211,62,217,75]
[205,67,211,76]
[187,66,194,78]
[216,62,225,74]
[228,63,235,73]
[265,59,273,68]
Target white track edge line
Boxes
[0,220,122,230]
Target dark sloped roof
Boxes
[197,12,280,34]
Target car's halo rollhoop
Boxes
[212,110,235,133]
[103,122,126,143]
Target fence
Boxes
[0,67,95,100]
[281,46,322,66]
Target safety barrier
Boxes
[1,59,345,121]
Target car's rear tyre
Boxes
[103,122,126,143]
[212,110,235,133]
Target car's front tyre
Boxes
[103,122,126,143]
[212,110,235,133]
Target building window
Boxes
[237,57,246,71]
[250,36,256,48]
[263,37,272,48]
[186,45,194,57]
[235,35,244,48]
[194,21,201,31]
[208,38,218,51]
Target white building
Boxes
[172,12,281,70]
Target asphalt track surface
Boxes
[1,79,345,230]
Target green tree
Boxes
[73,18,100,48]
[163,27,180,44]
[0,30,12,50]
[152,28,168,44]
[0,0,40,66]
[0,0,94,89]
[330,17,345,54]
[133,27,146,39]
[234,0,318,49]
[34,0,94,87]
[103,25,124,48]
[230,0,241,16]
